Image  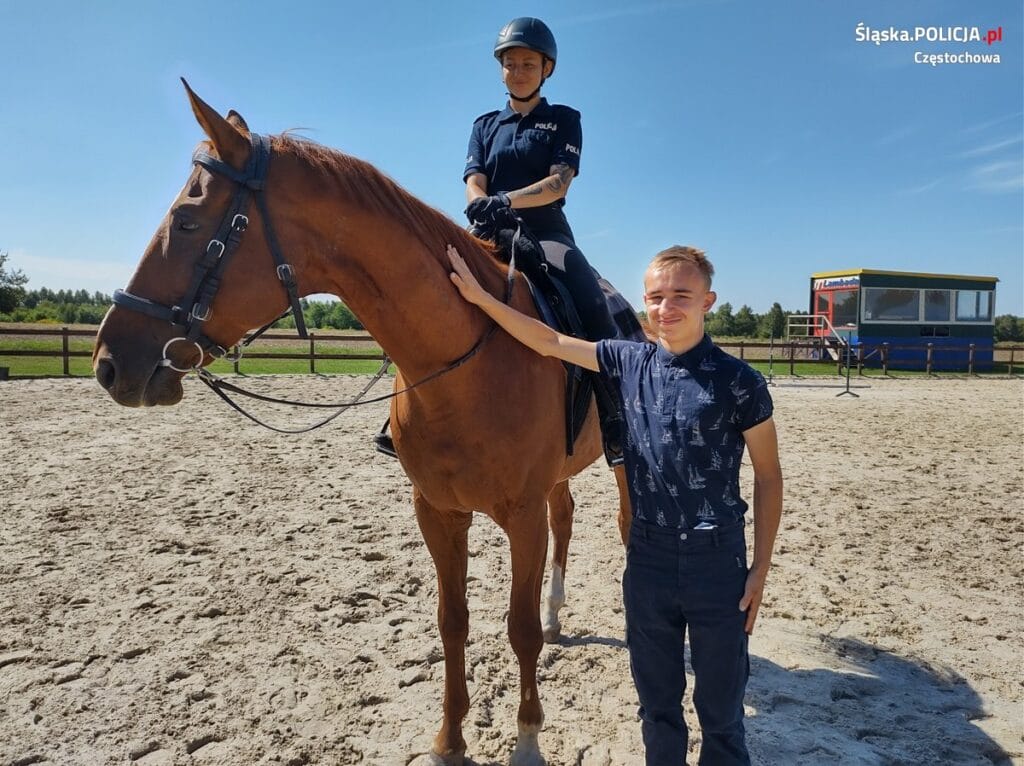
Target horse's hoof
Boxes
[509,747,546,766]
[542,624,561,644]
[510,723,545,766]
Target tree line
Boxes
[2,252,1022,340]
[0,251,364,329]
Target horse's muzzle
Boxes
[94,353,184,407]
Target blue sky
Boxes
[2,0,1021,315]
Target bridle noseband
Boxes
[112,132,307,364]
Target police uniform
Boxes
[464,98,581,240]
[596,333,774,766]
[463,99,616,340]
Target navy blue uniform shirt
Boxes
[463,98,581,239]
[597,335,774,529]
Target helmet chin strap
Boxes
[509,85,542,103]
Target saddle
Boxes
[484,218,645,458]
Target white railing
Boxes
[786,314,850,361]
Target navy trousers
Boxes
[623,521,751,766]
[538,236,618,341]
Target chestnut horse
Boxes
[93,83,630,765]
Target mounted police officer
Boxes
[463,17,624,464]
[376,17,624,463]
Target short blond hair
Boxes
[647,245,714,290]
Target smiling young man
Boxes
[447,243,783,765]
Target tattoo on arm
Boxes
[509,183,544,200]
[508,165,574,201]
[545,164,574,194]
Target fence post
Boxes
[857,343,864,375]
[789,342,795,376]
[968,344,975,376]
[1011,346,1016,376]
[62,327,70,376]
[882,343,889,376]
[926,343,934,375]
[739,341,744,361]
[233,346,240,375]
[309,332,316,374]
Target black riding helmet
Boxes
[494,17,557,75]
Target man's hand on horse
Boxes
[448,245,490,306]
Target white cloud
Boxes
[966,161,1024,194]
[960,135,1023,158]
[897,178,943,196]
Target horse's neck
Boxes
[303,208,502,380]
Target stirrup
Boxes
[373,432,398,459]
[373,417,398,459]
[603,438,624,467]
[600,417,625,467]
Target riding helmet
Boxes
[494,17,557,72]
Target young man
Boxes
[447,243,783,765]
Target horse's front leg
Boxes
[504,498,550,766]
[413,490,472,765]
[542,480,574,643]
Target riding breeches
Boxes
[538,236,618,341]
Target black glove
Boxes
[465,193,511,225]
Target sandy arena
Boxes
[1,375,1021,765]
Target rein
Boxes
[193,244,516,433]
[111,130,519,433]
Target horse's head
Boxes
[94,81,302,406]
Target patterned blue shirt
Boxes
[597,335,774,529]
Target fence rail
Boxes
[0,327,384,377]
[1,327,1022,377]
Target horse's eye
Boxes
[178,220,201,232]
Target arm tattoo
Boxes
[510,183,545,199]
[545,164,574,194]
[509,165,574,201]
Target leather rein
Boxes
[111,132,512,434]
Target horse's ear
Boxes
[226,110,249,132]
[180,78,249,169]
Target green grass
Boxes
[746,360,1024,377]
[1,334,1021,379]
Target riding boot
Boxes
[591,373,625,467]
[373,417,398,459]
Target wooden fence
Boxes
[717,339,1024,376]
[1,327,1022,377]
[0,327,383,377]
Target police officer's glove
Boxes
[465,193,511,226]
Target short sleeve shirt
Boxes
[463,99,581,239]
[597,335,774,529]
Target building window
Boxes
[955,290,992,322]
[924,290,951,322]
[863,288,920,321]
[832,289,858,326]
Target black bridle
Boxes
[113,132,307,366]
[111,131,513,433]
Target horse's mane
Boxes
[271,133,495,262]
